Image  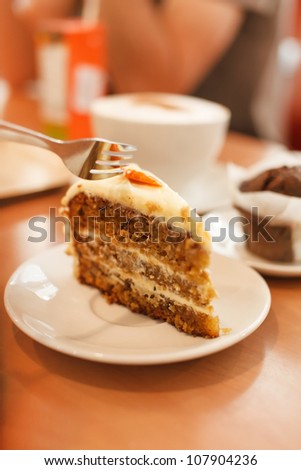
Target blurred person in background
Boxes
[0,0,298,144]
[0,1,78,87]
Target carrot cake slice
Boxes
[62,165,218,337]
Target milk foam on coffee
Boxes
[93,93,227,124]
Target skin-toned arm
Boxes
[0,0,75,86]
[14,0,76,26]
[101,0,244,93]
[0,0,35,86]
[0,0,243,92]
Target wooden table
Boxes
[1,92,301,450]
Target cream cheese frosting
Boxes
[63,164,211,249]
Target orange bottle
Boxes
[36,19,107,140]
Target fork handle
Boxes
[0,119,61,152]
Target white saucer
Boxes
[203,208,301,277]
[4,245,271,365]
[178,163,230,213]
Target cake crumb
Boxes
[221,327,232,335]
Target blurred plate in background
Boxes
[0,141,71,199]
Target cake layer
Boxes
[72,240,215,305]
[75,252,219,338]
[67,193,210,272]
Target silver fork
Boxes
[0,120,136,179]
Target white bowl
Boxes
[90,93,230,198]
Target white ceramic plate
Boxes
[204,208,301,278]
[4,245,271,365]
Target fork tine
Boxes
[87,140,135,179]
[90,168,124,175]
[101,150,134,158]
[96,155,133,163]
[95,160,130,166]
[106,143,137,152]
[89,137,136,152]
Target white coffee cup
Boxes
[90,93,230,206]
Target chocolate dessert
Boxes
[235,166,301,263]
[240,166,301,197]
